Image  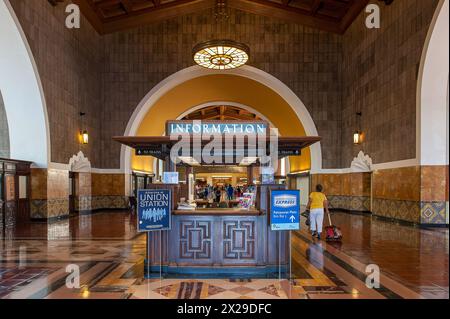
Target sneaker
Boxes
[311,231,317,237]
[317,233,321,240]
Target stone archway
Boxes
[0,90,9,158]
[417,0,449,224]
[417,0,449,166]
[0,0,50,167]
[121,65,322,174]
[150,101,292,175]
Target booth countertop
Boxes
[172,209,263,216]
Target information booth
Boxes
[114,121,320,278]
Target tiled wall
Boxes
[372,165,447,225]
[313,165,448,225]
[30,168,69,220]
[0,90,9,158]
[9,1,441,171]
[90,173,128,210]
[72,172,129,212]
[420,166,448,224]
[74,172,92,212]
[341,0,439,166]
[7,1,446,225]
[311,173,371,212]
[100,7,343,169]
[372,167,421,223]
[9,1,342,169]
[30,170,129,219]
[9,0,103,167]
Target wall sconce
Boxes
[353,130,363,145]
[353,112,363,145]
[81,130,89,144]
[79,112,89,145]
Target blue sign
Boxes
[270,190,300,231]
[168,122,267,135]
[137,189,171,232]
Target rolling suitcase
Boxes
[325,211,342,242]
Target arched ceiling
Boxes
[67,0,390,34]
[0,90,10,158]
[131,73,312,173]
[182,105,261,121]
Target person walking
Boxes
[305,184,329,240]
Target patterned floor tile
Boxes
[0,212,447,299]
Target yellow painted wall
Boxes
[132,74,311,173]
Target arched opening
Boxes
[150,103,290,184]
[121,66,321,175]
[0,0,49,167]
[417,0,449,166]
[0,90,10,158]
[417,0,449,224]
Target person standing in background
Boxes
[227,184,234,200]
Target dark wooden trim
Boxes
[228,0,341,34]
[73,0,105,34]
[99,0,215,34]
[0,158,32,165]
[338,0,370,34]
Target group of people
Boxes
[195,184,248,202]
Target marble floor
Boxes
[0,211,448,299]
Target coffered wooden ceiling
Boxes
[69,0,389,34]
[181,105,262,121]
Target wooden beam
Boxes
[220,105,226,121]
[228,0,341,34]
[120,0,133,13]
[101,0,216,34]
[310,0,322,14]
[338,0,370,33]
[73,0,105,34]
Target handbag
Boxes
[302,210,310,226]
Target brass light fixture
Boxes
[353,112,363,145]
[193,40,250,70]
[79,112,89,145]
[192,0,250,70]
[353,130,362,145]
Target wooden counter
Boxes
[144,183,289,278]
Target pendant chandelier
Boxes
[192,0,250,70]
[193,40,250,70]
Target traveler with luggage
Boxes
[305,184,329,240]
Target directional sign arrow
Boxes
[289,215,296,222]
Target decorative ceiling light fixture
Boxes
[193,0,250,70]
[193,40,250,70]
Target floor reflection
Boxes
[297,212,449,298]
[3,211,138,240]
[0,211,447,299]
